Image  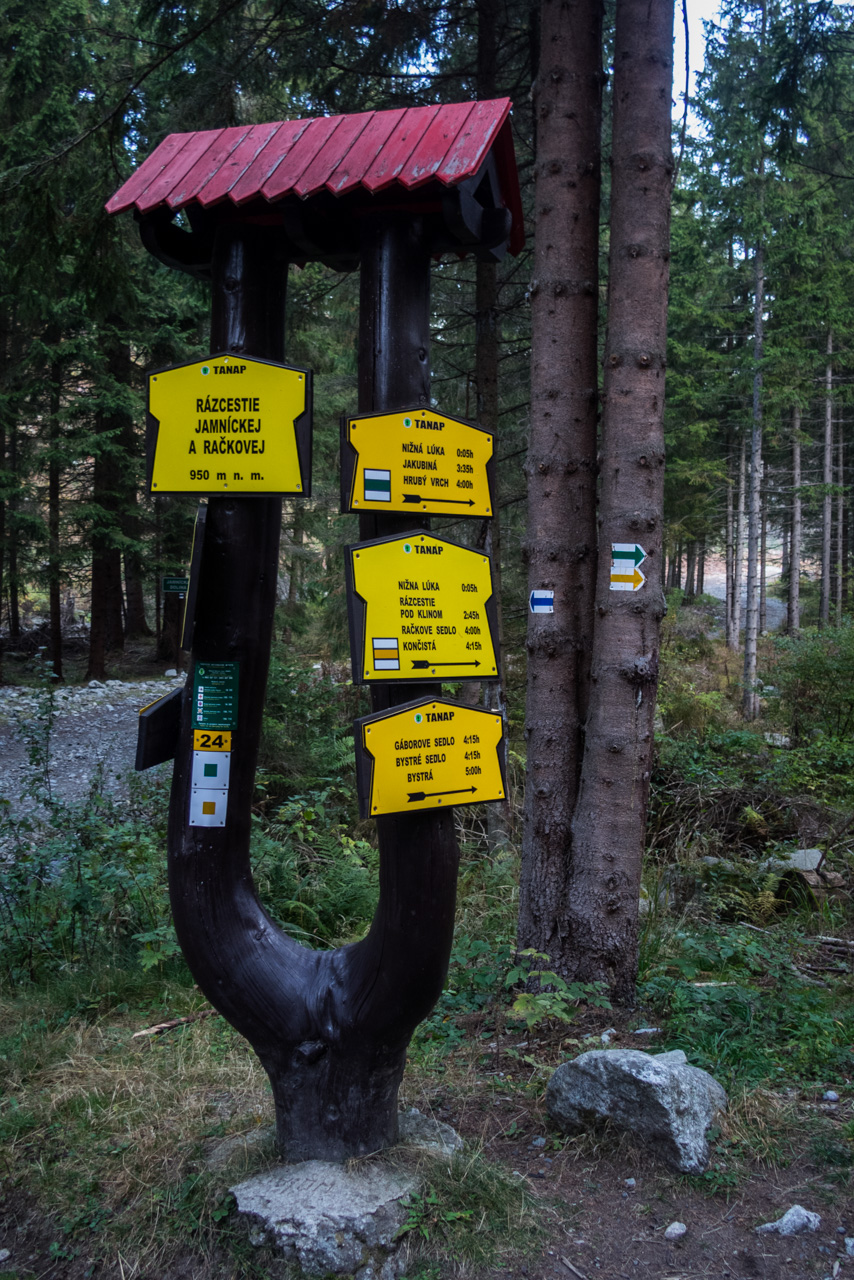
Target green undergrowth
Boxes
[640,921,854,1088]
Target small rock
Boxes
[632,1027,661,1036]
[164,668,178,678]
[845,1238,854,1257]
[757,1205,821,1236]
[0,1249,10,1263]
[823,1091,840,1103]
[600,1028,617,1044]
[530,1136,546,1148]
[88,679,104,689]
[664,1222,687,1240]
[624,1178,636,1189]
[397,1108,463,1155]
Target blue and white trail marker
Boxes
[529,589,555,614]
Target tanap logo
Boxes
[201,366,210,376]
[403,416,412,428]
[414,713,423,724]
[404,543,412,554]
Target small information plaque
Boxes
[192,662,239,731]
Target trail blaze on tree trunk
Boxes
[518,0,603,964]
[562,0,674,1001]
[167,219,458,1161]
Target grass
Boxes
[2,610,854,1274]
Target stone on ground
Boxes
[545,1048,727,1174]
[397,1107,463,1155]
[664,1221,687,1240]
[230,1159,417,1278]
[756,1205,821,1235]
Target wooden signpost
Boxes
[109,99,522,1163]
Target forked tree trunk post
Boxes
[167,217,459,1161]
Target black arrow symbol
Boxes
[411,660,481,669]
[402,494,476,506]
[408,786,478,802]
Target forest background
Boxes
[2,1,854,1278]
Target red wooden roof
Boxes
[106,99,523,255]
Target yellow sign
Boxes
[341,407,494,517]
[346,532,499,683]
[146,354,312,496]
[355,698,506,817]
[193,730,232,751]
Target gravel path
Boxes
[0,674,186,814]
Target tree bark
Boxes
[742,229,763,720]
[563,0,674,1001]
[518,0,603,960]
[788,405,801,636]
[47,356,63,682]
[836,408,844,626]
[820,328,832,628]
[697,536,705,596]
[759,496,767,635]
[88,329,135,679]
[731,433,746,651]
[725,431,735,645]
[684,540,696,601]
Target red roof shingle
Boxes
[106,99,523,255]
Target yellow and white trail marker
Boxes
[354,698,506,818]
[147,354,312,496]
[189,727,232,828]
[610,542,647,591]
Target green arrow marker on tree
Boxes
[611,542,646,567]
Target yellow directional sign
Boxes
[341,407,494,517]
[355,697,506,817]
[346,532,500,684]
[146,353,312,496]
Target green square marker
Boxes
[204,762,218,777]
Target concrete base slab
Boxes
[230,1159,418,1278]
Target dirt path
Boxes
[0,674,185,813]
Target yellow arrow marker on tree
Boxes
[610,565,646,591]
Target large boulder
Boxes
[545,1048,726,1173]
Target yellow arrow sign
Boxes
[146,354,312,496]
[346,532,500,684]
[610,566,646,591]
[355,697,506,817]
[341,407,494,517]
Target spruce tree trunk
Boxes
[7,422,19,643]
[759,499,767,636]
[519,0,603,961]
[47,358,63,682]
[742,235,763,721]
[725,431,735,646]
[697,537,705,596]
[685,541,696,601]
[836,409,844,626]
[820,329,833,628]
[788,405,802,636]
[562,0,673,1001]
[731,434,746,651]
